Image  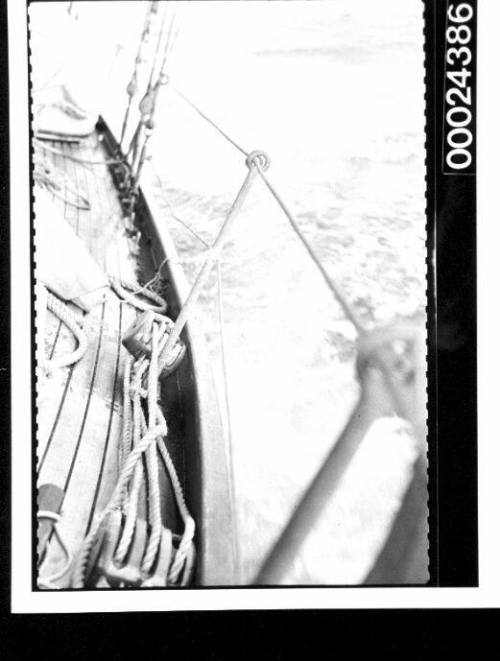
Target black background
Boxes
[426,0,478,586]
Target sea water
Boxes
[30,0,426,584]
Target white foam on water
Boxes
[30,0,426,584]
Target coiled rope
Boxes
[109,276,167,314]
[71,416,167,587]
[45,291,88,370]
[72,297,194,587]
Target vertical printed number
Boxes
[445,3,474,171]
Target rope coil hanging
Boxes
[44,291,88,370]
[71,295,195,588]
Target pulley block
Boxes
[122,310,186,378]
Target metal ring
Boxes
[245,150,271,171]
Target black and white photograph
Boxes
[5,0,489,612]
[30,0,429,590]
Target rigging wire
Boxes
[151,169,210,247]
[254,163,366,334]
[169,88,366,334]
[172,86,250,158]
[126,4,169,163]
[119,1,158,148]
[215,259,242,581]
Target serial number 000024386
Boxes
[444,2,474,171]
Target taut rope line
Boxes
[173,87,250,158]
[161,155,265,359]
[168,88,365,334]
[254,162,366,334]
[119,1,159,149]
[215,259,242,581]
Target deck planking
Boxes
[36,131,160,586]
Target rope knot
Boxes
[245,150,271,172]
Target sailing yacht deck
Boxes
[35,130,186,586]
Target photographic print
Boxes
[3,0,479,609]
[30,0,429,590]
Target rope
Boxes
[131,6,176,185]
[109,276,167,314]
[119,1,158,148]
[152,170,210,247]
[154,409,195,583]
[254,163,366,334]
[37,511,73,589]
[141,323,163,574]
[45,291,88,370]
[123,2,168,168]
[34,131,83,144]
[145,5,169,94]
[119,356,133,473]
[168,86,368,334]
[73,315,195,586]
[157,4,178,80]
[35,139,124,166]
[113,369,146,565]
[34,98,89,121]
[173,87,249,157]
[114,359,149,564]
[161,165,258,360]
[71,414,166,587]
